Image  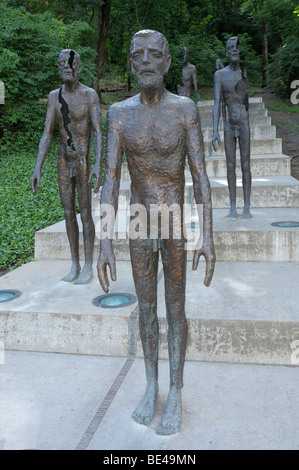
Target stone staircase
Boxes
[1,97,298,367]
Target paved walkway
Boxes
[0,350,298,450]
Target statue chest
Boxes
[121,109,185,156]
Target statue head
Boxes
[183,47,189,64]
[58,49,82,83]
[130,30,171,90]
[226,37,240,64]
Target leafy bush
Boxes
[0,2,96,149]
[0,145,64,269]
[269,35,299,97]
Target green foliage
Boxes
[269,36,299,97]
[0,145,64,269]
[0,2,96,149]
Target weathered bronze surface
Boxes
[97,30,215,435]
[212,37,252,218]
[177,47,200,100]
[31,49,103,283]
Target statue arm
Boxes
[192,68,200,100]
[97,104,123,292]
[212,71,222,150]
[186,103,215,286]
[31,91,56,194]
[89,89,103,193]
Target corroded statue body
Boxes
[97,30,215,435]
[212,37,252,218]
[177,47,200,100]
[31,49,103,283]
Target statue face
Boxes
[130,33,171,90]
[58,50,81,83]
[226,37,240,64]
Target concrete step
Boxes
[118,155,291,181]
[202,125,277,141]
[200,115,272,129]
[113,175,299,208]
[34,208,299,262]
[195,175,299,208]
[1,260,298,366]
[199,105,267,118]
[199,97,263,106]
[204,138,282,157]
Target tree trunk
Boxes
[261,21,269,88]
[93,0,111,102]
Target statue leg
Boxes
[239,120,252,218]
[130,238,159,425]
[58,162,81,282]
[224,122,238,218]
[157,238,187,435]
[74,166,94,284]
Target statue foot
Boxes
[156,386,182,435]
[62,263,81,282]
[227,208,238,219]
[74,262,93,284]
[132,383,158,425]
[241,208,252,219]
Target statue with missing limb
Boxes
[177,47,200,100]
[31,49,103,284]
[212,37,252,219]
[97,30,215,435]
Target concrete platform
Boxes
[204,138,282,157]
[119,155,291,180]
[1,259,298,365]
[192,175,299,208]
[1,351,298,450]
[202,124,277,141]
[34,208,299,262]
[114,176,299,208]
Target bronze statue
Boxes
[212,37,252,218]
[177,47,200,100]
[97,30,215,435]
[31,49,103,283]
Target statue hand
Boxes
[88,165,102,193]
[212,131,221,152]
[31,170,41,195]
[192,240,216,287]
[97,241,116,293]
[89,165,102,193]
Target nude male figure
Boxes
[177,47,200,100]
[212,37,252,218]
[31,49,103,284]
[97,30,215,435]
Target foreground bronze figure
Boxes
[31,49,103,283]
[212,37,252,218]
[97,30,215,435]
[177,47,200,100]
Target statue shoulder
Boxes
[166,92,198,122]
[47,88,60,105]
[108,94,140,117]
